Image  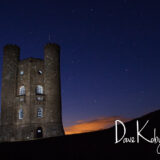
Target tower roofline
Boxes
[44,43,60,51]
[20,57,43,63]
[3,44,20,52]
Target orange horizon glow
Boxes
[64,116,130,135]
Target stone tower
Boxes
[0,43,64,142]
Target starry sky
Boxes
[0,0,160,133]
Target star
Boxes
[124,68,129,72]
[90,8,94,12]
[93,99,97,103]
[71,9,76,13]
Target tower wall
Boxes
[0,43,64,142]
[44,43,64,136]
[1,45,20,126]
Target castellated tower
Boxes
[0,43,64,142]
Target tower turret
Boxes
[44,43,64,136]
[1,45,20,126]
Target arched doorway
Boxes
[36,127,43,138]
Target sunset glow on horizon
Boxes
[64,116,130,135]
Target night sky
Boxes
[0,0,160,133]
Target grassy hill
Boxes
[0,110,160,160]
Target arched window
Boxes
[19,86,25,95]
[37,107,43,118]
[19,109,23,119]
[20,70,24,75]
[36,85,43,95]
[38,70,43,75]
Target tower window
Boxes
[36,85,43,95]
[37,96,43,101]
[19,109,23,119]
[19,86,25,95]
[37,107,43,118]
[20,70,24,75]
[37,129,41,133]
[38,70,43,75]
[20,96,24,102]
